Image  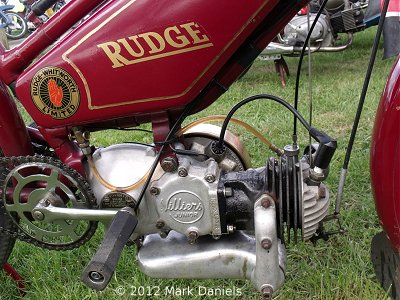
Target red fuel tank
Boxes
[16,0,275,128]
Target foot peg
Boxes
[81,207,138,290]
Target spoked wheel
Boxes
[4,12,27,40]
[371,232,400,299]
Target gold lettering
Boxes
[180,22,210,44]
[118,36,145,57]
[164,26,190,48]
[97,42,131,68]
[138,32,166,54]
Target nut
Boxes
[261,238,272,250]
[161,157,178,172]
[261,285,273,300]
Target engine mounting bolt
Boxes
[89,271,104,283]
[205,174,215,183]
[178,167,188,177]
[187,231,199,244]
[261,238,272,250]
[161,157,178,172]
[156,220,165,229]
[261,199,271,209]
[150,187,160,196]
[261,285,273,300]
[33,211,44,221]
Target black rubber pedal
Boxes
[81,207,138,290]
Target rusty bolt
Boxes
[261,199,271,209]
[150,187,160,196]
[156,220,165,229]
[187,231,199,244]
[261,238,272,250]
[161,157,178,172]
[261,285,273,300]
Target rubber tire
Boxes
[0,154,17,268]
[0,28,9,50]
[4,12,27,40]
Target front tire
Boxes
[4,12,27,40]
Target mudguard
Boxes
[371,55,400,251]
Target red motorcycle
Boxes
[0,0,398,298]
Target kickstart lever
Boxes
[81,207,138,290]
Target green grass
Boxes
[0,27,397,299]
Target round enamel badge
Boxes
[30,67,80,120]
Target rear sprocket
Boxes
[0,156,97,251]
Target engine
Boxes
[85,126,331,295]
[280,0,365,48]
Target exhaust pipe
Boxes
[137,195,286,297]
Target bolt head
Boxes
[261,285,273,300]
[178,168,188,177]
[187,231,199,244]
[150,187,160,196]
[261,238,272,250]
[156,220,165,229]
[33,211,44,221]
[89,271,104,283]
[161,157,178,172]
[205,174,215,183]
[261,199,271,209]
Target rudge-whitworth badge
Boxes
[31,67,80,120]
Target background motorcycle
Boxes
[0,2,27,40]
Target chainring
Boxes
[0,156,98,250]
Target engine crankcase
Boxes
[283,14,334,47]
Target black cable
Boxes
[342,0,389,169]
[335,0,390,214]
[293,0,329,139]
[217,94,315,148]
[134,89,210,211]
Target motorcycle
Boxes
[259,0,399,86]
[0,0,398,298]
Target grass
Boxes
[0,27,397,299]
